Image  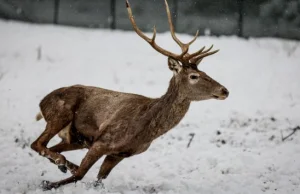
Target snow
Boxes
[0,19,300,194]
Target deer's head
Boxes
[126,0,229,101]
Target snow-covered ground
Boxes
[0,20,300,194]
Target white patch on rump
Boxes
[58,122,72,144]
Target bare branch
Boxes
[281,126,300,142]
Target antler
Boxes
[163,0,198,56]
[126,0,219,65]
[126,0,182,61]
[188,45,220,64]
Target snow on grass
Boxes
[0,20,300,194]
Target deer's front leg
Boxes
[41,144,104,190]
[93,155,124,187]
[98,155,124,180]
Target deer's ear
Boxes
[168,58,182,74]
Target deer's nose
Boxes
[220,87,229,97]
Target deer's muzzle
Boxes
[212,87,229,100]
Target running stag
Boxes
[31,0,229,190]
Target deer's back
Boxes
[40,84,150,120]
[39,85,153,150]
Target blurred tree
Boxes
[260,0,300,27]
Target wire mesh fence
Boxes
[0,0,299,40]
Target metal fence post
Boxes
[237,0,244,37]
[173,0,178,31]
[54,0,60,24]
[110,0,116,29]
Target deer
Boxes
[31,0,229,190]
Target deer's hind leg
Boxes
[49,122,89,154]
[42,143,104,190]
[49,142,87,153]
[48,142,88,174]
[31,111,74,172]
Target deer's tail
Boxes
[35,112,44,121]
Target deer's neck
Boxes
[143,77,191,140]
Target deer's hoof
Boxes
[41,180,57,191]
[58,165,67,173]
[93,180,104,188]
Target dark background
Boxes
[0,0,299,40]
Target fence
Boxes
[0,0,299,40]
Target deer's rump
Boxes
[39,85,85,123]
[38,85,88,143]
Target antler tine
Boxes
[164,0,198,54]
[178,30,200,58]
[187,44,213,59]
[187,30,199,46]
[164,0,183,48]
[203,44,214,53]
[152,25,157,41]
[126,0,179,58]
[190,49,220,63]
[186,46,205,59]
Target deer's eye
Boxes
[190,75,199,80]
